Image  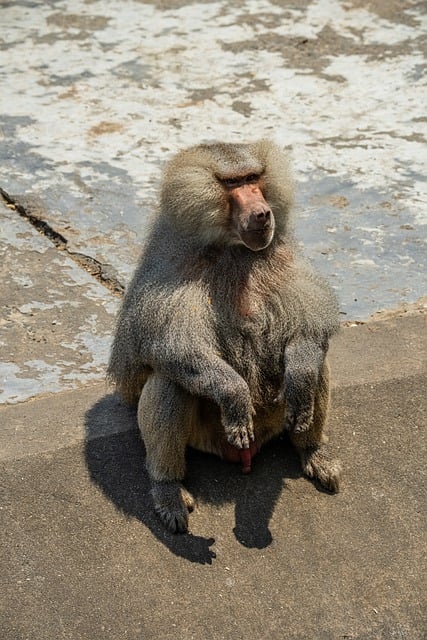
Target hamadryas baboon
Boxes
[108,140,342,533]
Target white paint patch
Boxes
[351,259,379,267]
[0,361,62,404]
[17,301,80,314]
[2,0,425,202]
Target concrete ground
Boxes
[1,1,426,638]
[1,309,426,639]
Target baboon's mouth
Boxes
[240,227,274,251]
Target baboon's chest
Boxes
[219,311,284,406]
[208,261,286,402]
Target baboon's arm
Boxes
[146,340,255,449]
[283,338,325,434]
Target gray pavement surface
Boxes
[1,1,426,639]
[1,312,427,639]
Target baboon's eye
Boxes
[245,174,260,183]
[223,177,241,188]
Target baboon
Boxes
[108,140,342,533]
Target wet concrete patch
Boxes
[296,175,426,319]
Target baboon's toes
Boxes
[285,409,313,434]
[151,481,194,533]
[320,462,341,493]
[181,486,195,513]
[302,448,342,494]
[155,504,189,534]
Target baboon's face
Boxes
[221,173,274,251]
[160,141,292,250]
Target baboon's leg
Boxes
[138,373,197,533]
[288,360,342,493]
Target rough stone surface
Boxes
[0,201,118,403]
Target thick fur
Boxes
[108,140,341,533]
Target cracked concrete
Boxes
[0,199,118,403]
[1,188,125,294]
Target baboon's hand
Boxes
[219,380,255,449]
[224,417,255,449]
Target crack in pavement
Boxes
[0,187,125,296]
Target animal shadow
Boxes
[84,393,302,565]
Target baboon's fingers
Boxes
[225,422,254,449]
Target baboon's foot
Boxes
[300,446,342,493]
[151,480,195,534]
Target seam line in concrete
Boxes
[0,187,125,296]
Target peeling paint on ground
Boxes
[1,0,425,319]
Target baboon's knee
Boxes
[138,374,195,482]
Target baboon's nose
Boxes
[253,209,272,228]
